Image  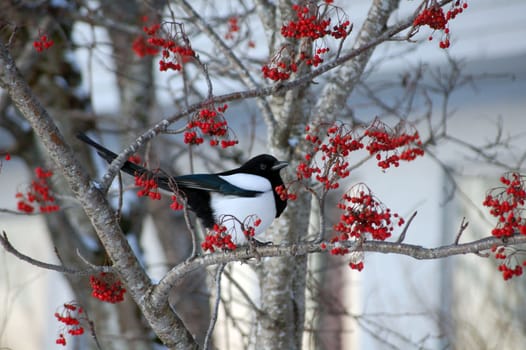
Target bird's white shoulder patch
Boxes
[219,174,272,192]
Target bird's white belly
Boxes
[210,191,276,244]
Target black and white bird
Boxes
[77,133,288,244]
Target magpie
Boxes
[77,133,288,244]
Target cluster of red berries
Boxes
[483,173,526,238]
[201,224,237,252]
[498,263,523,281]
[281,5,332,40]
[330,245,349,256]
[16,167,60,214]
[364,120,424,169]
[132,36,159,57]
[298,123,364,191]
[33,33,54,52]
[349,261,364,271]
[132,22,195,72]
[413,6,447,30]
[3,152,10,161]
[484,173,526,280]
[446,1,468,21]
[243,216,262,239]
[413,1,468,49]
[262,4,350,81]
[225,17,240,40]
[320,238,366,271]
[184,104,238,148]
[89,272,126,303]
[128,154,142,165]
[262,59,298,81]
[54,303,85,346]
[333,184,404,241]
[134,172,161,200]
[281,4,350,41]
[294,120,423,203]
[491,246,524,280]
[170,194,185,211]
[275,184,298,201]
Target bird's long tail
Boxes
[77,132,154,178]
[77,132,179,193]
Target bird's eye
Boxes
[260,163,267,171]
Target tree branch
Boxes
[0,231,96,275]
[151,233,526,307]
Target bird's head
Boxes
[236,154,288,179]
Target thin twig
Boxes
[454,217,469,245]
[223,269,264,316]
[0,231,95,275]
[76,249,114,273]
[204,263,226,350]
[396,211,418,243]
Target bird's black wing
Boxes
[170,174,262,197]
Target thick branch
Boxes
[0,40,196,350]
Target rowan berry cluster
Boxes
[33,33,54,52]
[275,184,298,201]
[483,173,526,280]
[413,6,446,30]
[349,261,364,271]
[329,244,349,256]
[364,119,424,169]
[491,246,525,281]
[225,17,240,40]
[320,241,366,271]
[184,104,238,148]
[201,224,237,252]
[281,4,332,40]
[261,46,298,81]
[318,183,404,272]
[483,173,526,238]
[333,184,404,242]
[262,3,350,81]
[16,167,60,214]
[170,194,185,211]
[281,4,350,41]
[413,0,468,49]
[89,272,126,303]
[243,216,262,239]
[294,120,423,213]
[498,263,523,281]
[134,172,161,200]
[132,21,195,72]
[298,122,363,191]
[54,302,85,346]
[132,36,159,57]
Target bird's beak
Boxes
[272,161,288,171]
